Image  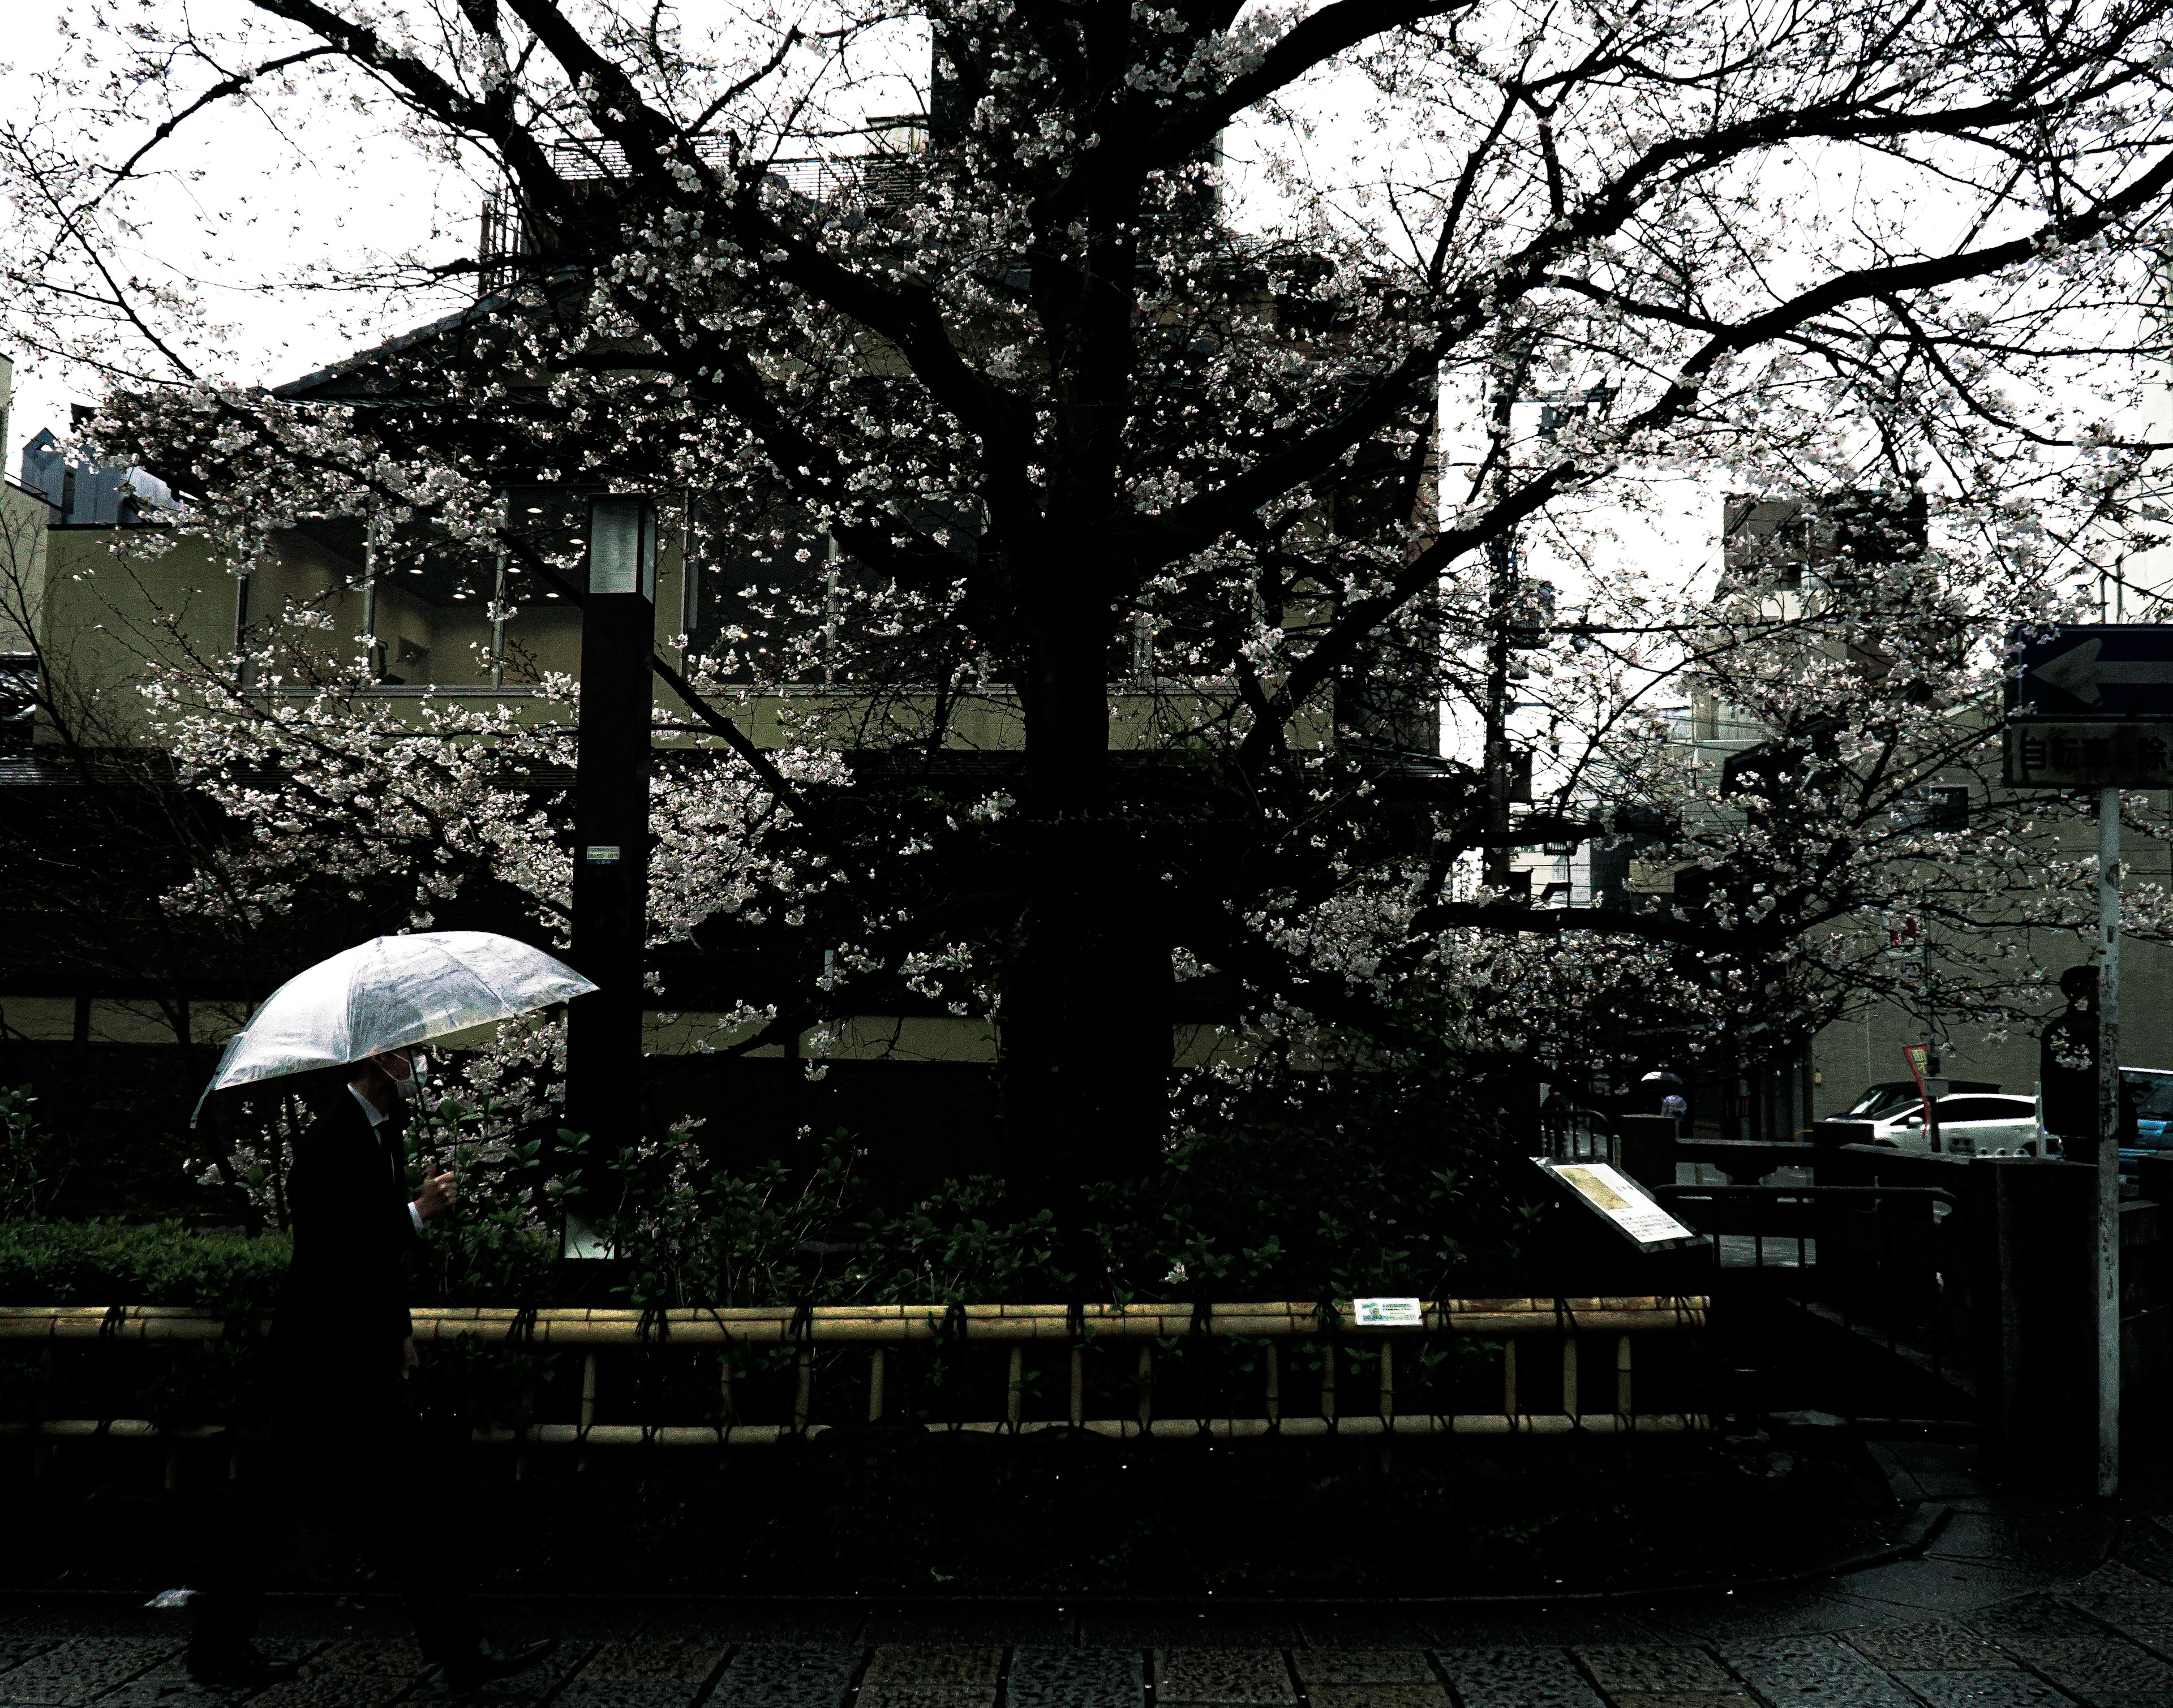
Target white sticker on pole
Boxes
[1534,1158,1703,1252]
[1353,1297,1424,1327]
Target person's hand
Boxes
[413,1169,457,1220]
[402,1336,419,1378]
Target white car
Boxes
[1866,1092,2042,1156]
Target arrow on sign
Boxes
[2028,639,2173,706]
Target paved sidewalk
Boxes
[8,1442,2173,1708]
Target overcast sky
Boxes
[2,0,509,475]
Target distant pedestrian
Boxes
[187,1049,555,1688]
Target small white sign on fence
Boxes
[1352,1296,1425,1327]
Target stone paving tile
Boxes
[1969,1602,2108,1642]
[861,1649,1001,1688]
[1843,1625,2008,1660]
[707,1645,857,1708]
[1003,1646,1142,1708]
[0,1650,55,1680]
[106,1649,323,1706]
[1997,1637,2173,1701]
[1842,1624,2015,1671]
[2064,1567,2173,1622]
[0,1640,179,1706]
[89,1681,259,1708]
[2096,1625,2173,1663]
[407,1640,592,1702]
[1152,1651,1294,1705]
[1431,1649,1602,1708]
[1600,1698,1747,1708]
[1888,1673,2075,1707]
[578,1642,732,1685]
[1291,1653,1433,1687]
[308,1643,436,1677]
[857,1677,994,1705]
[1302,1686,1449,1708]
[1573,1647,1737,1696]
[1714,1635,1916,1707]
[552,1687,702,1708]
[2062,1564,2173,1654]
[246,1680,419,1708]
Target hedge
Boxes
[0,1218,559,1313]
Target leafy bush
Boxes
[1,1085,43,1219]
[0,1219,293,1312]
[0,1217,559,1311]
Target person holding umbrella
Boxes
[185,933,594,1689]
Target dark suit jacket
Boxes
[274,1089,420,1371]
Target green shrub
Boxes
[0,1217,560,1311]
[0,1219,292,1312]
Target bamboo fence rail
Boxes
[0,1296,1711,1456]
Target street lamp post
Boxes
[562,493,656,1257]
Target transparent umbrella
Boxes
[194,931,598,1120]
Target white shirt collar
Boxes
[349,1083,392,1128]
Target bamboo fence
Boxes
[0,1296,1710,1457]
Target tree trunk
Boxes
[998,580,1172,1224]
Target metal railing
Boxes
[1539,1109,1620,1168]
[1657,1182,1974,1418]
[0,1297,1709,1462]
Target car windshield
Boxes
[1846,1083,1917,1117]
[2128,1074,2173,1117]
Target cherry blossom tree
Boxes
[5,0,2172,1202]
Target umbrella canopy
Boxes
[200,931,598,1104]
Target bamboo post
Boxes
[1264,1343,1279,1425]
[1378,1341,1395,1422]
[1007,1346,1024,1429]
[1321,1344,1336,1423]
[1562,1336,1579,1422]
[1616,1335,1632,1417]
[868,1348,885,1423]
[578,1350,599,1473]
[1137,1344,1153,1431]
[794,1343,813,1433]
[163,1442,180,1494]
[1504,1339,1518,1424]
[1069,1344,1084,1429]
[720,1349,735,1424]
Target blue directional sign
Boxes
[2012,625,2173,719]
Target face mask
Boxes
[386,1052,426,1103]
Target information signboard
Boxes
[1352,1297,1424,1327]
[1532,1157,1703,1253]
